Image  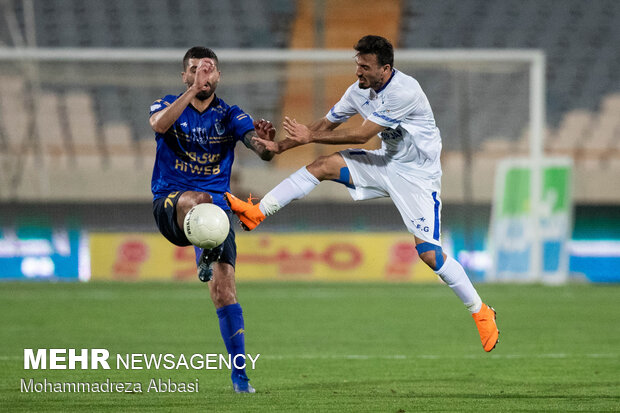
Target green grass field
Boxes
[1,281,619,412]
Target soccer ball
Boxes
[183,203,230,249]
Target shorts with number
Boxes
[152,191,237,267]
[340,148,442,245]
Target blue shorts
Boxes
[152,191,237,267]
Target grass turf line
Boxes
[1,282,619,412]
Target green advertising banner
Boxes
[489,158,572,282]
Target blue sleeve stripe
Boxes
[371,111,399,124]
[329,106,347,120]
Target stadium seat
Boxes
[1,0,619,202]
[0,75,28,150]
[400,0,620,155]
[64,92,102,158]
[547,110,593,155]
[35,92,66,156]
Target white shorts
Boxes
[340,148,442,245]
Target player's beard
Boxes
[186,80,217,101]
[196,89,213,101]
[358,76,381,90]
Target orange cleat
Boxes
[472,303,500,352]
[225,192,266,231]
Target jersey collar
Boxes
[188,94,220,114]
[374,69,396,94]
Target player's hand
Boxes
[283,117,312,144]
[252,135,280,154]
[251,119,279,155]
[253,119,276,142]
[193,59,216,91]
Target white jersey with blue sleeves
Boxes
[326,69,442,180]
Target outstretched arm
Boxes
[242,119,276,161]
[307,117,340,132]
[252,117,343,154]
[283,116,384,146]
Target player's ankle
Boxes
[259,194,280,216]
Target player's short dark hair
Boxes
[354,35,394,69]
[183,46,219,70]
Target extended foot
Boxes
[225,193,266,231]
[232,372,255,394]
[472,303,499,352]
[197,246,223,282]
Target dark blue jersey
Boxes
[149,94,254,210]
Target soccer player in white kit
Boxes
[226,35,499,352]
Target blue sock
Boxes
[216,303,246,376]
[194,246,202,266]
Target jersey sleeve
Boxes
[325,84,358,123]
[149,95,175,116]
[228,105,255,142]
[367,88,419,130]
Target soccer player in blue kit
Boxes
[149,47,275,393]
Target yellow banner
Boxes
[90,233,438,282]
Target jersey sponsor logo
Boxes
[184,151,221,165]
[174,159,221,176]
[170,127,233,145]
[180,127,233,145]
[209,136,234,144]
[190,127,211,144]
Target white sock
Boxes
[259,167,320,216]
[435,256,483,314]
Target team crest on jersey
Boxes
[214,121,225,136]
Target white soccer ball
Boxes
[183,203,230,249]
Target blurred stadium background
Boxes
[0,0,619,283]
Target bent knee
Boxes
[416,243,445,271]
[176,191,213,228]
[419,251,439,270]
[307,154,345,180]
[178,191,212,212]
[188,191,213,206]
